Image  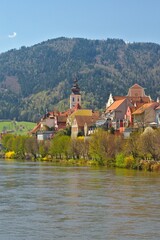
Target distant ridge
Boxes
[0,37,160,121]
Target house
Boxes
[68,108,100,137]
[55,115,68,130]
[67,109,99,125]
[105,83,153,131]
[106,83,152,109]
[105,98,132,130]
[125,106,134,127]
[36,131,54,141]
[71,115,99,138]
[125,102,145,127]
[132,102,159,129]
[30,110,68,139]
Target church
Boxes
[30,78,99,140]
[30,81,160,140]
[105,83,159,131]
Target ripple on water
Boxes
[0,160,160,240]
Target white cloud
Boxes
[8,32,17,38]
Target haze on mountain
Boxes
[0,37,160,122]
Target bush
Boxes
[5,151,16,159]
[124,155,136,169]
[115,153,125,168]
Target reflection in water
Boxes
[0,159,160,240]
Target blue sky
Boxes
[0,0,160,53]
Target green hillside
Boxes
[0,37,160,121]
[0,121,36,135]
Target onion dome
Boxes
[71,78,80,95]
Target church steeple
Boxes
[70,77,81,109]
[71,77,80,95]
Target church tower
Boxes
[70,78,81,109]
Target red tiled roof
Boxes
[132,102,159,115]
[127,96,151,103]
[30,122,41,134]
[113,95,151,104]
[106,98,126,112]
[113,96,126,101]
[128,106,137,113]
[129,83,143,89]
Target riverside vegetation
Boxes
[2,127,160,172]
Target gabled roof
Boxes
[127,106,137,114]
[73,115,99,127]
[113,96,126,101]
[129,83,143,89]
[132,102,159,115]
[128,102,145,113]
[106,98,126,112]
[127,83,151,99]
[58,103,81,117]
[127,96,151,103]
[113,95,151,104]
[71,109,93,117]
[30,122,41,134]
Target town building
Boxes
[30,81,160,140]
[69,109,100,138]
[132,102,159,129]
[105,83,159,132]
[70,78,81,109]
[30,78,100,139]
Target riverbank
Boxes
[4,153,160,172]
[1,129,160,172]
[40,158,160,171]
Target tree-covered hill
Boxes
[0,37,160,122]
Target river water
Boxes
[0,159,160,240]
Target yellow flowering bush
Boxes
[5,151,16,159]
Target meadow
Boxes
[0,120,36,135]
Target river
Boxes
[0,159,160,240]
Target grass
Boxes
[0,120,36,135]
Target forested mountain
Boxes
[0,37,160,122]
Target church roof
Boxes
[129,83,143,89]
[71,78,81,95]
[127,96,151,103]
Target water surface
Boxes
[0,159,160,240]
